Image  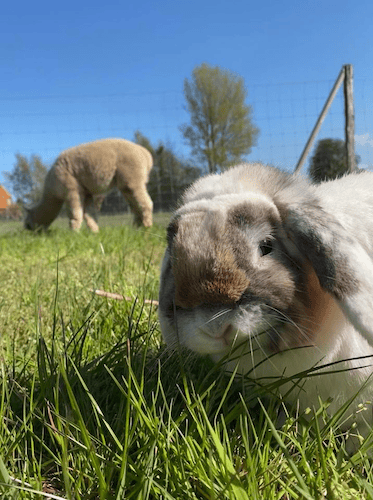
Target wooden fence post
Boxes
[344,64,356,172]
[294,67,345,173]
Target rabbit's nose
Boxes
[203,321,236,344]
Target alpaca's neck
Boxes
[30,193,64,227]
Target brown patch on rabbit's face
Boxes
[270,263,337,351]
[171,211,250,308]
[302,265,336,327]
[170,200,297,312]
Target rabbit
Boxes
[158,162,373,446]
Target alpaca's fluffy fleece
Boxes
[25,138,153,232]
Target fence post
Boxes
[294,66,346,174]
[344,64,356,172]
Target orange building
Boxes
[0,186,12,214]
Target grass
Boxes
[1,213,373,499]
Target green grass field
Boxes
[1,214,373,499]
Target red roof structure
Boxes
[0,186,12,213]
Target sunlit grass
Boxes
[1,214,373,499]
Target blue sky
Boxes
[1,0,373,191]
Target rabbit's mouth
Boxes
[203,320,284,355]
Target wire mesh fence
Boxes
[1,75,372,221]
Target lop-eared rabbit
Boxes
[159,163,373,447]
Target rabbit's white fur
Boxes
[159,163,373,440]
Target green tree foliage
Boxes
[308,138,361,183]
[134,131,201,210]
[5,154,48,206]
[180,63,259,173]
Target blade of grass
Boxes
[59,358,108,499]
[258,399,314,500]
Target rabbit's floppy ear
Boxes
[285,204,373,346]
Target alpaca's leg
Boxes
[120,185,153,227]
[83,213,99,233]
[83,195,104,233]
[65,189,84,231]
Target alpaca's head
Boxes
[24,208,47,232]
[24,208,33,230]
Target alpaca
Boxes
[24,138,154,232]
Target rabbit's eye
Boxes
[259,238,273,256]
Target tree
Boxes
[5,154,48,206]
[180,63,259,174]
[134,131,201,211]
[309,138,361,183]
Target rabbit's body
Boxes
[159,163,373,435]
